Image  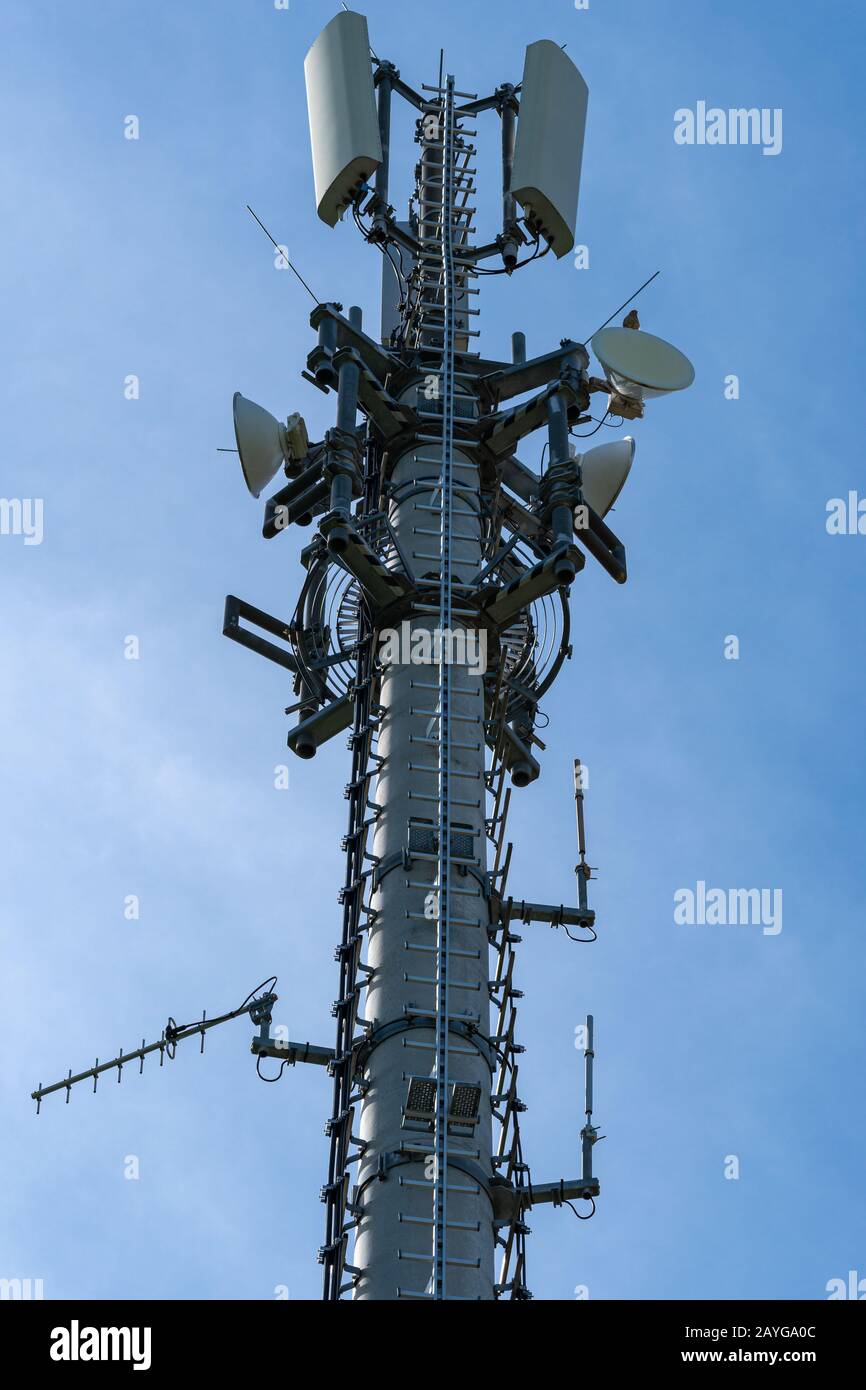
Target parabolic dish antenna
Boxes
[591,326,695,403]
[577,437,635,516]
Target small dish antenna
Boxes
[575,438,635,516]
[591,327,695,403]
[233,393,308,497]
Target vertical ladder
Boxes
[409,74,481,1300]
[431,72,459,1303]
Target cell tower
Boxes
[32,10,694,1302]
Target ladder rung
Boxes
[406,851,480,866]
[404,917,483,930]
[407,456,478,468]
[417,306,481,316]
[398,1251,482,1268]
[418,212,476,223]
[418,327,481,338]
[405,882,481,897]
[417,250,477,261]
[414,506,479,516]
[410,604,479,616]
[403,1038,478,1056]
[408,767,480,778]
[408,793,482,808]
[419,285,480,296]
[411,386,478,399]
[403,973,480,989]
[403,940,481,958]
[400,1142,481,1161]
[409,737,481,751]
[420,206,477,217]
[400,1176,479,1194]
[415,435,482,448]
[396,1288,481,1301]
[420,172,478,182]
[399,1214,482,1231]
[409,680,480,693]
[403,1006,480,1023]
[418,248,477,259]
[409,713,482,725]
[417,350,481,361]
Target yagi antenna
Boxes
[29,976,336,1113]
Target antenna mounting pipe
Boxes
[581,1013,597,1182]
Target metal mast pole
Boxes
[352,74,494,1302]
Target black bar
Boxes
[573,505,628,584]
[222,596,297,672]
[5,1297,860,1372]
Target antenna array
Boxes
[32,9,694,1303]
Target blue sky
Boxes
[2,0,864,1300]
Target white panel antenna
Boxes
[510,40,589,259]
[304,11,382,227]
